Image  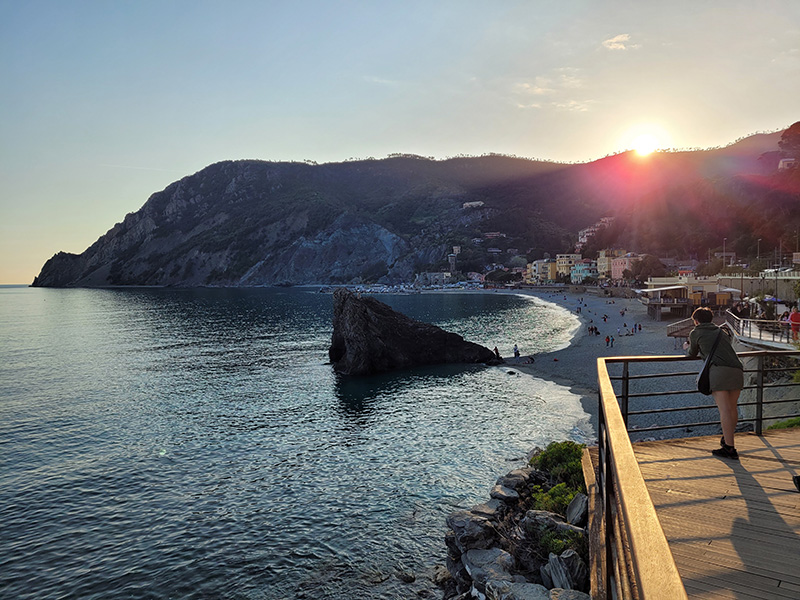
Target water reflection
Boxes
[333,363,480,408]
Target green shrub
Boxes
[767,416,800,430]
[530,441,586,491]
[529,483,578,515]
[538,528,587,557]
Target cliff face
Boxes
[32,156,575,287]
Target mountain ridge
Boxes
[32,130,799,287]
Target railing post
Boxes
[756,354,764,436]
[603,427,614,598]
[621,361,630,430]
[598,387,613,599]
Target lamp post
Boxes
[758,238,761,263]
[723,238,727,271]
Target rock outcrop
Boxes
[328,289,500,376]
[440,456,591,600]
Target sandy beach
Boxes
[497,288,686,434]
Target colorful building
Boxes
[571,259,599,284]
[611,253,642,280]
[556,253,582,277]
[597,248,626,277]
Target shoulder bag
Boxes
[696,330,723,396]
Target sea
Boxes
[0,285,592,600]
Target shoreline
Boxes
[485,288,682,435]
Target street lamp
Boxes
[723,238,727,270]
[758,238,761,262]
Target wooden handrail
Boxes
[597,356,689,599]
[594,349,800,597]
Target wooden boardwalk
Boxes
[632,429,800,599]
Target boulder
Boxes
[521,510,585,536]
[485,579,550,600]
[446,555,471,594]
[559,550,588,592]
[565,493,588,528]
[328,288,500,375]
[548,589,592,600]
[496,468,533,491]
[470,498,506,521]
[446,510,497,552]
[540,553,573,590]
[490,484,520,503]
[462,548,516,595]
[445,530,461,559]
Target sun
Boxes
[632,134,659,156]
[618,123,672,157]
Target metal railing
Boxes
[594,350,800,599]
[665,317,693,337]
[725,310,797,346]
[639,297,689,305]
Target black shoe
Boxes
[712,444,739,460]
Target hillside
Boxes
[32,130,800,287]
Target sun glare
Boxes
[632,134,659,156]
[618,123,672,158]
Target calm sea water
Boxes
[0,286,590,600]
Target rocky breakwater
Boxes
[440,443,591,600]
[328,288,501,376]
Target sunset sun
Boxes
[632,134,659,156]
[618,124,672,157]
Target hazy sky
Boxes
[1,1,799,283]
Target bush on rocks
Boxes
[529,441,585,491]
[529,482,578,515]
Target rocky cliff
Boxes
[32,156,576,287]
[328,289,499,375]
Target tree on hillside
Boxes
[696,258,723,276]
[779,121,800,160]
[486,269,520,283]
[631,254,667,281]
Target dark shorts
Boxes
[710,365,744,392]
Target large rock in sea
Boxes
[328,288,500,376]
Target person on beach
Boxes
[789,306,800,340]
[683,307,744,460]
[513,344,520,358]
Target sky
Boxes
[1,1,799,284]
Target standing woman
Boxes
[683,307,744,459]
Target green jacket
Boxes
[686,322,743,369]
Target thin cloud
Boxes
[515,72,583,97]
[602,34,639,50]
[515,78,554,96]
[513,69,589,111]
[552,99,595,112]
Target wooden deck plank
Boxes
[632,428,800,600]
[669,542,800,587]
[673,559,796,600]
